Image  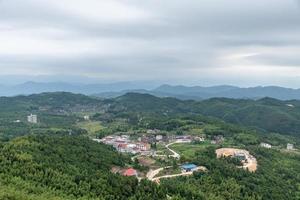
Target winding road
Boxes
[165,142,181,159]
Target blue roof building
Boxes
[181,163,198,172]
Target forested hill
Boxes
[110,93,300,136]
[1,92,300,136]
[0,135,164,199]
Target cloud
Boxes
[0,0,300,87]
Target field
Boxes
[170,141,213,159]
[76,121,103,137]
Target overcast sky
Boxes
[0,0,300,87]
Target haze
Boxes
[1,0,300,87]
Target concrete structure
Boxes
[287,143,294,150]
[27,114,37,124]
[216,148,257,172]
[260,143,272,149]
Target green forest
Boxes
[0,92,299,199]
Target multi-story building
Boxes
[27,114,37,124]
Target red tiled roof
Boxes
[123,168,137,176]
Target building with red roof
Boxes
[122,168,137,177]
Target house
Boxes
[211,135,224,144]
[175,135,192,143]
[156,135,163,141]
[146,129,160,134]
[287,143,294,150]
[260,142,272,149]
[117,143,128,152]
[181,163,198,172]
[83,115,90,120]
[194,136,205,142]
[136,143,151,151]
[122,168,137,177]
[27,114,37,124]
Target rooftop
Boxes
[123,168,137,176]
[181,163,197,170]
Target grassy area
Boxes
[76,121,103,137]
[156,143,173,156]
[170,141,213,159]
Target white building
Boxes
[287,143,294,150]
[260,143,272,149]
[156,135,163,141]
[27,114,37,124]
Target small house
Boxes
[260,143,272,149]
[181,163,198,172]
[122,168,137,177]
[287,143,294,150]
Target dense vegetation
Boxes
[161,146,300,200]
[0,135,166,200]
[2,92,300,137]
[0,92,299,199]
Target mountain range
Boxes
[2,82,300,100]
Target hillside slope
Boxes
[0,135,164,200]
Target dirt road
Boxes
[146,166,171,181]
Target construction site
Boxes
[216,148,257,172]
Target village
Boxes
[91,128,299,183]
[93,132,202,156]
[92,130,261,182]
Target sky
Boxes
[0,0,300,87]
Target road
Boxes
[146,166,172,181]
[135,140,195,182]
[151,167,206,182]
[165,142,180,159]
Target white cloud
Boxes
[0,0,300,86]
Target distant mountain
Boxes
[95,84,300,100]
[2,82,300,100]
[0,81,156,96]
[152,84,300,100]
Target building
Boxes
[287,143,294,150]
[122,168,137,177]
[156,135,163,141]
[181,163,198,172]
[27,114,37,124]
[260,142,272,149]
[83,115,90,120]
[194,136,205,142]
[212,135,224,144]
[146,129,160,134]
[136,143,151,151]
[175,135,192,143]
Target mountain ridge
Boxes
[2,82,300,100]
